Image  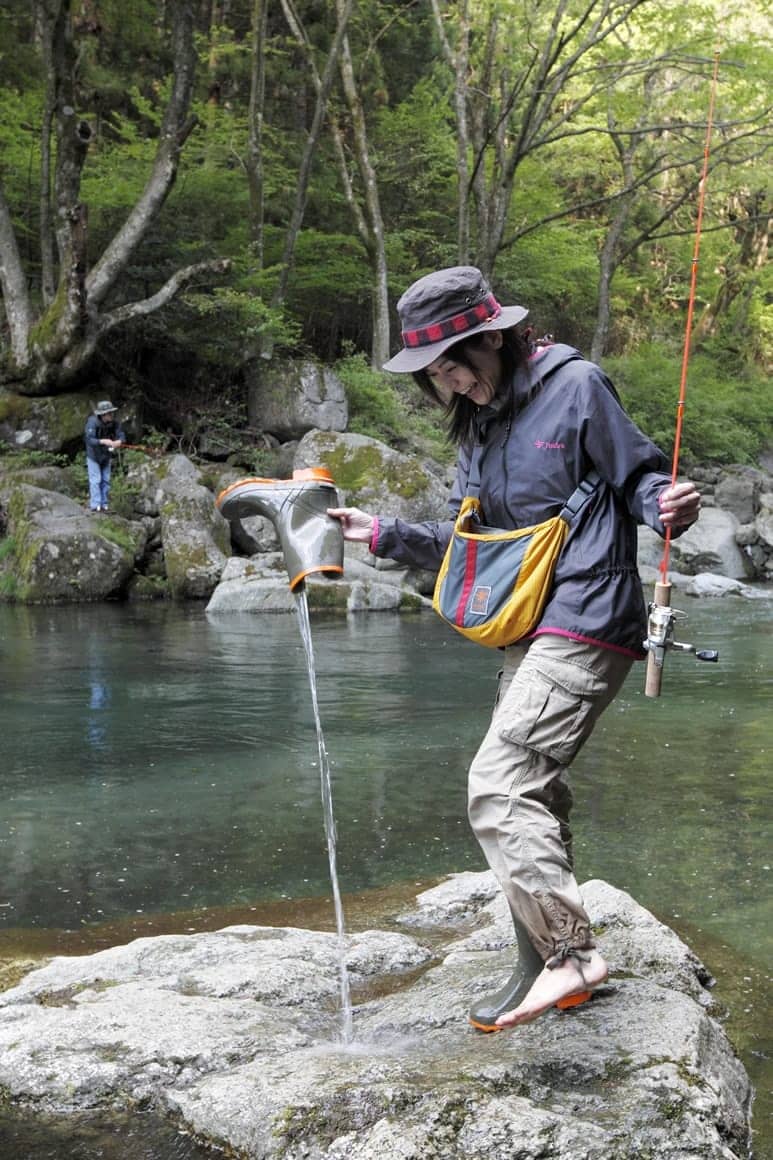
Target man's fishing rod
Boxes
[643,50,722,698]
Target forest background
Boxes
[0,0,770,472]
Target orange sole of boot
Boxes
[468,988,593,1032]
[468,1017,502,1033]
[555,988,592,1010]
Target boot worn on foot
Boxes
[469,920,543,1032]
[492,945,608,1030]
[469,965,542,1032]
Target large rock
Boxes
[156,456,231,600]
[637,507,749,579]
[205,554,427,614]
[294,429,451,522]
[0,482,147,603]
[0,877,752,1158]
[247,360,348,441]
[756,491,773,554]
[713,465,766,524]
[0,389,140,453]
[0,389,95,452]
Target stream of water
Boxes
[0,595,770,1157]
[294,587,353,1045]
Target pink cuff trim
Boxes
[369,517,380,554]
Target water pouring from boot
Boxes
[216,469,353,1043]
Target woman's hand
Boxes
[658,481,701,528]
[327,507,375,543]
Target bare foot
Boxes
[494,950,608,1028]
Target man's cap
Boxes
[383,266,528,373]
[95,400,117,415]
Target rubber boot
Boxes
[216,468,344,591]
[468,919,544,1032]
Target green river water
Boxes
[0,597,770,1158]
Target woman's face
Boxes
[425,332,504,406]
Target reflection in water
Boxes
[86,633,112,750]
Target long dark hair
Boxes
[412,328,530,445]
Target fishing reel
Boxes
[643,581,719,698]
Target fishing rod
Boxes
[643,49,722,699]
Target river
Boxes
[0,596,770,1157]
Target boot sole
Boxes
[468,988,594,1032]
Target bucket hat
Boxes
[383,266,528,373]
[95,400,117,415]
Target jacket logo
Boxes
[534,440,566,450]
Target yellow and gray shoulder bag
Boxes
[433,448,601,648]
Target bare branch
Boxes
[97,259,232,334]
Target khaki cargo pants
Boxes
[467,633,633,962]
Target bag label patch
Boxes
[468,585,492,616]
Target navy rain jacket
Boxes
[372,343,682,658]
[85,415,126,466]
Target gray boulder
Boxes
[0,876,751,1158]
[247,360,348,441]
[756,491,773,555]
[713,465,765,524]
[156,457,231,600]
[0,482,147,603]
[205,554,427,614]
[294,429,450,522]
[638,507,749,579]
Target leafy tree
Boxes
[0,0,228,395]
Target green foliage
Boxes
[498,216,601,350]
[604,344,773,465]
[0,448,69,469]
[104,472,143,521]
[334,349,452,462]
[0,0,769,463]
[333,351,403,443]
[178,284,299,364]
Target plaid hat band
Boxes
[383,266,527,373]
[402,294,502,350]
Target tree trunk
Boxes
[271,0,354,310]
[38,3,57,306]
[335,4,389,369]
[590,122,638,362]
[695,189,771,342]
[0,183,33,371]
[246,0,268,258]
[430,0,471,263]
[278,0,387,366]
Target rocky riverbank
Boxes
[1,426,772,610]
[0,873,754,1159]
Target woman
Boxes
[328,266,700,1030]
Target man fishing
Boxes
[84,400,126,513]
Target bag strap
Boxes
[558,469,602,523]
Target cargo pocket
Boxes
[498,661,607,765]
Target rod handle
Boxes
[644,580,672,699]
